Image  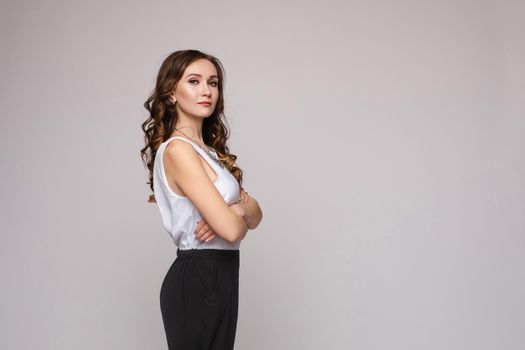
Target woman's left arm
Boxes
[194,187,263,243]
[238,187,263,230]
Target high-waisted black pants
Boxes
[160,248,240,350]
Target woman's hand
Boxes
[239,187,249,204]
[228,202,246,218]
[194,201,246,242]
[194,218,216,242]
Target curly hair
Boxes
[140,49,244,203]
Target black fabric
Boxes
[160,248,240,350]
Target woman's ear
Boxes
[169,89,177,104]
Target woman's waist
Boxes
[176,248,239,262]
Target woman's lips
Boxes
[198,102,212,106]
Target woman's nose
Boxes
[201,84,211,95]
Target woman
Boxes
[140,49,263,349]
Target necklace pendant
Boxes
[198,144,225,169]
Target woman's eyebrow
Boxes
[186,73,218,79]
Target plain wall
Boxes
[1,0,524,349]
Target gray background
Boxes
[1,0,524,349]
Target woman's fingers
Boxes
[239,187,248,203]
[195,219,217,242]
[194,220,205,238]
[194,220,203,235]
[201,232,217,242]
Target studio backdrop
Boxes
[1,0,524,349]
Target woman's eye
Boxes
[189,79,218,86]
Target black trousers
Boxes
[160,248,240,350]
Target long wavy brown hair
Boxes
[140,49,244,203]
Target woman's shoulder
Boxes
[164,137,195,153]
[163,138,203,171]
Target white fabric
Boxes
[153,136,242,250]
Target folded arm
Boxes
[164,140,249,243]
[237,187,263,230]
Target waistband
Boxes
[176,248,240,262]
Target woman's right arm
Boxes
[163,140,249,243]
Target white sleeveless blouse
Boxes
[152,136,242,250]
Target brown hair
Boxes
[140,49,244,203]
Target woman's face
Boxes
[171,58,219,119]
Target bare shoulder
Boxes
[164,138,196,157]
[163,139,200,168]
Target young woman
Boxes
[140,49,263,350]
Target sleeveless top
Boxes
[152,136,242,250]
